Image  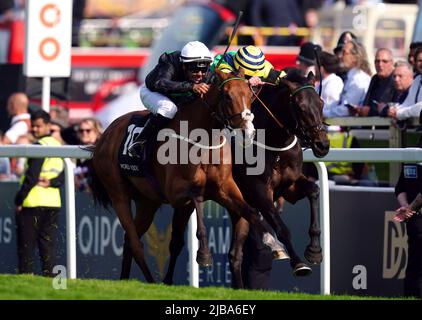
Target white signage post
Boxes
[24,0,72,113]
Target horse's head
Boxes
[211,69,255,143]
[278,71,329,158]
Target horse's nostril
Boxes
[316,140,330,150]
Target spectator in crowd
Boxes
[388,47,422,120]
[393,112,422,298]
[391,61,414,103]
[333,31,357,57]
[72,0,86,47]
[378,61,414,116]
[333,31,357,82]
[14,110,64,277]
[0,0,14,22]
[296,42,322,77]
[323,40,372,118]
[300,0,324,29]
[74,117,102,192]
[60,123,81,145]
[247,0,304,46]
[407,42,422,76]
[0,131,11,181]
[50,119,66,145]
[353,48,395,117]
[1,93,30,145]
[319,52,344,117]
[12,133,34,179]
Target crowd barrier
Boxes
[1,145,422,296]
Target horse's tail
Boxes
[84,145,112,210]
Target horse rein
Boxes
[251,83,318,129]
[251,82,323,150]
[251,82,284,131]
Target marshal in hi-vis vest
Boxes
[325,132,354,176]
[21,136,64,208]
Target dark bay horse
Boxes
[162,70,330,288]
[88,69,286,283]
[229,70,330,284]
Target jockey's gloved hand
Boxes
[193,83,210,96]
[248,76,263,87]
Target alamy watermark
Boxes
[352,264,367,290]
[152,121,272,175]
[52,265,67,289]
[352,5,368,31]
[121,121,299,175]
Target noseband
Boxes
[288,84,326,147]
[210,76,253,129]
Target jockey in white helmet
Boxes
[128,41,213,157]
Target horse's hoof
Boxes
[292,263,312,277]
[272,249,290,260]
[162,279,173,286]
[196,253,213,267]
[304,245,323,264]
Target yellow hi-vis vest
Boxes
[325,132,354,175]
[21,136,64,208]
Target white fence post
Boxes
[314,162,330,295]
[64,158,76,279]
[188,211,199,287]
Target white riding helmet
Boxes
[180,41,213,64]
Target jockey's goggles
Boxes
[185,62,209,73]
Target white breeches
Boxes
[140,84,178,119]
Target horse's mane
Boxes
[283,67,309,85]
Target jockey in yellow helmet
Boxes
[210,45,286,86]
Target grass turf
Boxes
[0,274,408,300]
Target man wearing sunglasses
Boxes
[128,41,213,157]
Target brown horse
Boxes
[88,69,286,283]
[162,70,330,288]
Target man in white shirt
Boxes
[389,47,422,120]
[1,92,31,145]
[319,51,344,117]
[323,41,372,118]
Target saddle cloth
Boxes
[118,113,153,176]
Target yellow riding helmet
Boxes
[234,46,266,77]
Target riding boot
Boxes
[128,113,169,157]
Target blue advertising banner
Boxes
[0,182,406,296]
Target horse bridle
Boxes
[206,76,252,129]
[252,83,326,148]
[288,85,326,148]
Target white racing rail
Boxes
[2,146,422,294]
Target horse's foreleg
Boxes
[192,196,213,267]
[228,214,249,289]
[273,213,312,276]
[289,176,322,264]
[163,205,194,285]
[304,180,322,264]
[216,179,287,259]
[254,188,312,277]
